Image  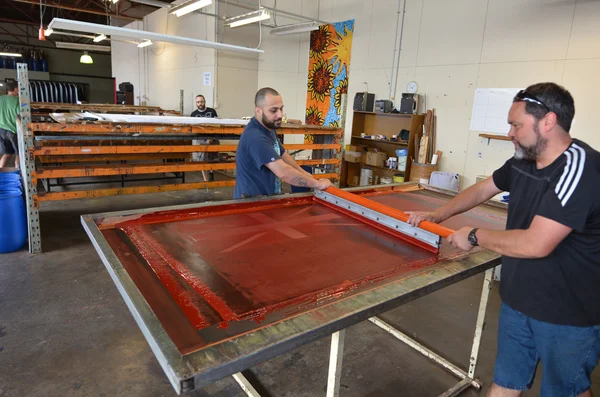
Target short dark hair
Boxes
[255,87,280,106]
[196,94,205,100]
[6,81,18,92]
[515,82,575,132]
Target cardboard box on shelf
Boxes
[344,150,363,163]
[365,151,387,167]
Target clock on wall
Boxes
[407,80,418,94]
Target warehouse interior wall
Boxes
[113,0,600,188]
[256,0,600,188]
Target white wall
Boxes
[257,0,600,188]
[111,9,217,115]
[111,4,260,118]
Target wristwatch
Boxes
[468,228,479,247]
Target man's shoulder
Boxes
[190,110,200,117]
[0,95,18,104]
[572,139,600,167]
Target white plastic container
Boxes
[396,148,408,172]
[359,168,373,186]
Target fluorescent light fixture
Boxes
[48,18,264,53]
[112,0,119,3]
[55,41,111,52]
[137,39,153,48]
[226,9,270,28]
[0,52,22,57]
[170,0,212,17]
[93,34,107,42]
[80,51,93,64]
[270,21,321,36]
[44,28,54,36]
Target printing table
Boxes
[82,184,507,396]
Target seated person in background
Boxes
[190,94,219,182]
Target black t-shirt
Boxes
[492,138,600,326]
[190,107,218,118]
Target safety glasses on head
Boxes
[514,90,551,112]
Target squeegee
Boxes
[314,187,454,253]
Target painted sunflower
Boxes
[305,106,324,126]
[309,25,332,58]
[334,78,349,113]
[307,59,334,102]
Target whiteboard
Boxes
[470,88,521,135]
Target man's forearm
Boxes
[281,167,319,188]
[282,153,313,178]
[477,228,545,259]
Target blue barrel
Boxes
[0,168,27,253]
[0,188,27,253]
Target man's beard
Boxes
[262,113,282,129]
[513,123,547,161]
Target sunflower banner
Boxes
[305,20,355,149]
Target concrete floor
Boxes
[0,184,598,397]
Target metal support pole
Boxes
[16,63,42,254]
[335,93,348,188]
[232,372,261,397]
[180,89,184,115]
[326,329,346,397]
[467,266,495,378]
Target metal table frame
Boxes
[232,267,495,397]
[82,189,503,395]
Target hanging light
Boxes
[44,28,54,36]
[93,34,107,42]
[80,51,93,64]
[226,9,270,28]
[137,39,153,48]
[169,0,212,18]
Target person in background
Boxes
[190,94,219,182]
[0,81,20,169]
[408,82,600,397]
[234,87,332,199]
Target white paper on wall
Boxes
[203,72,212,86]
[470,88,522,135]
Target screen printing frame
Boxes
[81,186,504,394]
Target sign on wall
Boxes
[470,88,521,135]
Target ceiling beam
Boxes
[10,0,142,21]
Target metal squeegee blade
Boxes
[314,190,442,251]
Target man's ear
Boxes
[543,111,558,133]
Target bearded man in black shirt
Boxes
[409,82,599,397]
[190,94,219,182]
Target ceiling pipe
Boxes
[11,0,141,21]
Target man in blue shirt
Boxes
[234,87,332,199]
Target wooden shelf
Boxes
[353,111,415,118]
[352,137,409,147]
[356,163,405,173]
[479,133,511,141]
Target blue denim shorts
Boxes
[494,302,600,397]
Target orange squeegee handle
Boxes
[324,187,455,238]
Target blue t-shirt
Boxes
[234,118,286,199]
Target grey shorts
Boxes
[192,139,220,162]
[0,128,18,155]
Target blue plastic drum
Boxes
[0,188,27,253]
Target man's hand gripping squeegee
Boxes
[313,187,454,253]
